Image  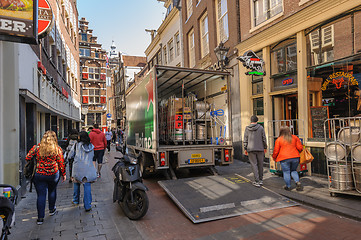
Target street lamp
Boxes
[214,42,230,70]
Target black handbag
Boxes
[24,147,38,179]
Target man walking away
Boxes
[244,115,267,187]
[89,124,107,177]
[105,129,113,153]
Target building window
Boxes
[186,0,193,20]
[80,48,90,57]
[188,29,195,67]
[157,51,162,65]
[163,46,168,65]
[81,33,87,42]
[87,113,95,125]
[309,25,334,65]
[88,67,100,79]
[253,98,264,116]
[216,0,229,43]
[271,40,297,76]
[200,13,209,58]
[253,0,283,26]
[175,33,180,56]
[168,39,174,62]
[252,52,264,95]
[96,113,102,125]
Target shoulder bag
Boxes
[300,147,314,164]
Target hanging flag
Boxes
[105,53,110,68]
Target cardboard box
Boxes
[168,98,184,112]
[175,120,183,129]
[184,113,192,119]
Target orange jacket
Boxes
[272,135,303,162]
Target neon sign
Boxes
[237,50,265,76]
[282,78,293,86]
[321,71,358,91]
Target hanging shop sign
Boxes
[237,50,265,76]
[321,71,359,91]
[0,0,38,44]
[282,78,293,86]
[38,0,53,38]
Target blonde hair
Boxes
[38,130,60,157]
[279,126,292,143]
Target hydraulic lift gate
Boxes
[158,174,298,223]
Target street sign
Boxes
[106,113,112,118]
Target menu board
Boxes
[310,106,329,139]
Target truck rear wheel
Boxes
[140,152,153,178]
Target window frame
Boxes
[200,13,209,58]
[216,0,229,44]
[188,29,195,67]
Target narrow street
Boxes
[10,147,361,240]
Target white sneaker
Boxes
[253,182,261,187]
[259,180,263,185]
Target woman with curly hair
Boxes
[25,130,66,225]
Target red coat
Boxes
[272,135,303,162]
[89,129,107,151]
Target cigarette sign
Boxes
[38,0,53,38]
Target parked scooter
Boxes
[112,146,149,220]
[0,184,18,240]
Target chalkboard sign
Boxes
[310,106,330,139]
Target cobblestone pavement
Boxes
[8,148,361,240]
[11,146,143,240]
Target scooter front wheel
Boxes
[122,189,149,220]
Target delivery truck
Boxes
[125,65,233,178]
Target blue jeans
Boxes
[33,172,60,219]
[73,182,92,210]
[280,158,300,188]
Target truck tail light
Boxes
[160,152,166,166]
[225,149,230,162]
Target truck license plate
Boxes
[189,158,205,164]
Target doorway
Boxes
[272,93,299,135]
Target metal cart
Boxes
[268,119,308,175]
[324,117,361,197]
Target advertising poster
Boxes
[126,73,155,150]
[0,0,38,44]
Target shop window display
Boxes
[306,14,361,125]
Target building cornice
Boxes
[236,0,361,53]
[144,8,179,55]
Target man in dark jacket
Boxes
[89,124,107,177]
[243,115,267,187]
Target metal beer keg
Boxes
[329,165,354,190]
[324,142,349,161]
[351,144,361,163]
[338,127,361,146]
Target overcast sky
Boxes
[77,0,166,56]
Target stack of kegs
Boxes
[325,125,361,191]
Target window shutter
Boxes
[82,96,89,103]
[322,25,334,47]
[310,30,320,50]
[82,73,88,79]
[100,74,106,80]
[100,97,106,103]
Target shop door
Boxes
[285,94,298,120]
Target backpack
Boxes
[64,139,77,161]
[24,146,39,179]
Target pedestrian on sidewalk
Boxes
[64,129,79,183]
[89,124,107,177]
[112,128,117,143]
[25,130,66,225]
[105,128,113,153]
[243,115,267,187]
[67,131,97,211]
[272,126,304,191]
